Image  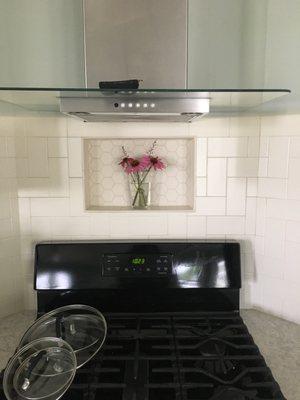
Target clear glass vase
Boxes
[129,181,151,209]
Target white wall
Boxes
[188,0,268,89]
[0,0,85,87]
[0,116,23,318]
[264,0,300,111]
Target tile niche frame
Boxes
[83,137,196,212]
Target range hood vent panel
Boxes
[60,97,210,122]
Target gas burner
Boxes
[195,358,239,379]
[179,337,234,357]
[210,386,258,400]
[199,339,227,357]
[174,318,244,339]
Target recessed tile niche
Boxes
[84,138,195,211]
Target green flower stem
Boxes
[131,172,148,208]
[132,174,139,206]
[140,166,152,185]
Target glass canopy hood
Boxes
[0,87,291,122]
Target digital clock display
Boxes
[131,257,146,265]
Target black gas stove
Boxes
[0,241,286,400]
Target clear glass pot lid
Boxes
[18,305,107,368]
[4,337,76,400]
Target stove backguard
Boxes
[34,241,241,315]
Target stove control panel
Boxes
[102,253,173,277]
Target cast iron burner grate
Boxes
[0,312,286,400]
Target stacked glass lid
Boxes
[3,305,107,400]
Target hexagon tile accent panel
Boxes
[84,138,195,211]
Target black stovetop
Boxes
[57,312,285,400]
[0,241,286,400]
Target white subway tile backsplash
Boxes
[196,138,207,176]
[287,158,300,200]
[6,137,16,157]
[229,117,260,137]
[187,215,206,238]
[67,117,86,137]
[267,198,300,221]
[68,138,83,177]
[258,157,268,177]
[261,275,284,317]
[207,158,226,196]
[69,178,84,216]
[286,220,300,243]
[90,122,189,139]
[0,218,13,239]
[284,241,300,283]
[196,197,226,215]
[135,215,168,236]
[227,158,258,177]
[110,214,168,237]
[261,255,284,279]
[264,218,285,259]
[90,214,110,236]
[49,158,69,197]
[31,217,52,237]
[259,137,269,157]
[18,198,31,235]
[244,252,256,277]
[247,137,260,157]
[0,116,15,137]
[28,137,48,177]
[256,198,267,236]
[247,279,262,308]
[2,112,300,322]
[16,158,29,178]
[168,214,187,237]
[226,178,246,215]
[196,177,206,196]
[257,178,286,199]
[0,158,16,178]
[247,178,258,197]
[0,193,11,219]
[207,216,244,235]
[14,136,27,158]
[268,137,289,178]
[48,138,68,157]
[0,129,25,316]
[208,138,248,157]
[109,215,130,236]
[190,117,230,137]
[30,198,69,217]
[18,178,50,198]
[25,116,67,137]
[282,282,300,323]
[261,114,300,136]
[290,137,300,157]
[51,216,91,236]
[0,137,7,156]
[245,198,257,235]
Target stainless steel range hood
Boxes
[55,0,290,122]
[0,1,290,120]
[61,0,208,122]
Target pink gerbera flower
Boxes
[141,155,166,171]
